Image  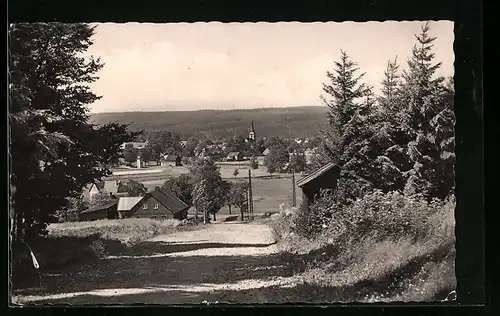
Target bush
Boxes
[294,189,335,239]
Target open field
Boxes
[141,177,302,215]
[106,165,284,182]
[106,165,301,215]
[112,169,164,176]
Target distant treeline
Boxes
[89,106,328,139]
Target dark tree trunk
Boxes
[213,213,216,221]
[228,205,232,214]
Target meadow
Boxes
[107,164,301,215]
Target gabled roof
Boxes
[227,151,241,156]
[149,188,189,214]
[296,162,338,188]
[90,181,119,194]
[80,200,118,214]
[163,154,180,162]
[117,196,143,211]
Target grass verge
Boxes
[11,218,198,291]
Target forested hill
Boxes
[89,106,328,139]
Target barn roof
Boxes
[149,188,189,213]
[296,162,338,188]
[117,197,143,211]
[81,200,118,214]
[227,152,241,156]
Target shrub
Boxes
[269,208,297,242]
[269,189,456,302]
[294,189,336,239]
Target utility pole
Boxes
[248,169,254,221]
[292,171,297,208]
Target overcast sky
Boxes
[87,21,454,113]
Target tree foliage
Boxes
[314,22,454,207]
[89,191,115,207]
[399,22,455,200]
[9,23,138,240]
[264,145,290,173]
[249,156,259,169]
[289,153,306,173]
[190,158,225,222]
[55,197,88,222]
[118,180,147,197]
[229,182,249,219]
[161,173,194,206]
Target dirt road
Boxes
[12,222,304,305]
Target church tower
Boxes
[249,121,256,141]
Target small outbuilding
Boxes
[79,200,119,221]
[296,162,340,211]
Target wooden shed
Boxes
[79,200,119,221]
[296,162,340,210]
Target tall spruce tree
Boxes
[371,56,412,193]
[400,22,455,200]
[319,50,367,165]
[9,23,138,240]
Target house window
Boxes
[152,216,156,219]
[153,203,159,210]
[142,203,148,210]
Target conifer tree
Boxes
[400,22,455,200]
[9,23,138,240]
[319,50,367,164]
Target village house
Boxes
[120,141,148,150]
[262,148,270,156]
[125,188,189,220]
[88,180,128,201]
[89,181,119,200]
[79,200,119,221]
[296,162,340,211]
[227,151,243,161]
[117,196,143,218]
[161,154,182,167]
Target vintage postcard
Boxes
[9,21,456,305]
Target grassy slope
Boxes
[89,106,328,138]
[11,218,196,290]
[268,197,456,302]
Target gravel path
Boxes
[12,222,303,305]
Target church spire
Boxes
[249,121,256,141]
